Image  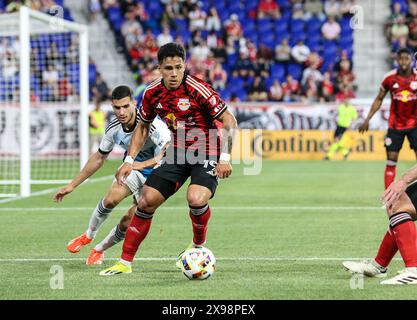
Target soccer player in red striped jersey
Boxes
[100,42,238,276]
[359,48,417,189]
[343,48,417,283]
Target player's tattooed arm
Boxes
[359,88,387,133]
[216,109,238,179]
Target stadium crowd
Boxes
[102,0,357,103]
[0,0,357,103]
[387,0,417,66]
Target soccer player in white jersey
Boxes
[53,85,170,265]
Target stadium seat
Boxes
[257,18,273,33]
[270,63,286,82]
[290,19,305,33]
[287,63,303,81]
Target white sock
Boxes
[119,259,131,266]
[94,225,126,252]
[86,199,113,239]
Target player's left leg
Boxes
[66,181,132,254]
[86,204,136,265]
[380,188,417,284]
[176,160,219,268]
[325,128,344,160]
[87,171,146,264]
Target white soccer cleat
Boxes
[381,269,417,285]
[342,260,387,278]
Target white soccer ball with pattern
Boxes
[180,247,216,280]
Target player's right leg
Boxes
[380,188,417,284]
[384,128,404,189]
[67,181,131,254]
[99,185,166,276]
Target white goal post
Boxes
[0,6,89,197]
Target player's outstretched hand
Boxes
[382,179,407,211]
[358,120,369,133]
[216,161,232,179]
[116,162,133,185]
[53,185,74,203]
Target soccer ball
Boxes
[180,247,216,280]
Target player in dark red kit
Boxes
[100,43,237,275]
[359,48,417,189]
[343,48,417,282]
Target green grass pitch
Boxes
[1,159,417,299]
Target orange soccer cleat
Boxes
[86,249,104,265]
[66,233,92,253]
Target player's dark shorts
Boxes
[385,127,417,152]
[334,126,347,139]
[145,148,219,200]
[406,182,417,212]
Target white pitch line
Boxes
[0,206,383,211]
[0,175,113,205]
[0,257,403,262]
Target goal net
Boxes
[0,6,89,197]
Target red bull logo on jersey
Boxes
[393,90,417,102]
[177,98,190,111]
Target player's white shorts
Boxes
[117,170,146,202]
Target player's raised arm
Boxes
[53,151,108,203]
[115,119,150,185]
[216,109,238,179]
[359,87,387,133]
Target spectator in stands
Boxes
[320,71,334,102]
[190,39,210,62]
[321,15,341,41]
[91,74,111,102]
[275,38,291,64]
[209,38,225,64]
[257,44,274,61]
[206,30,218,49]
[324,0,340,18]
[301,64,323,88]
[253,57,271,78]
[304,0,325,21]
[157,26,174,47]
[258,0,281,19]
[125,27,142,50]
[132,1,149,27]
[390,16,409,45]
[206,6,221,32]
[291,40,310,64]
[248,76,268,101]
[189,2,206,31]
[408,16,417,52]
[336,59,355,97]
[303,75,320,102]
[234,51,254,79]
[282,74,301,102]
[3,53,17,79]
[209,62,228,91]
[225,14,243,42]
[121,11,143,38]
[42,65,59,85]
[269,80,284,101]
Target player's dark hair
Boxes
[111,85,132,100]
[397,48,412,57]
[157,42,186,63]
